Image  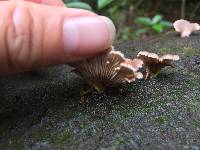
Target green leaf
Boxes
[134,28,149,36]
[98,0,113,10]
[152,24,163,33]
[160,21,173,28]
[152,15,163,24]
[136,17,153,26]
[66,2,92,10]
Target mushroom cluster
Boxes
[173,19,200,37]
[71,46,180,92]
[70,19,199,92]
[71,47,143,92]
[137,51,180,79]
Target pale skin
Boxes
[0,0,116,74]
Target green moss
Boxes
[197,78,200,90]
[155,115,166,125]
[1,33,200,149]
[154,88,163,97]
[79,124,85,129]
[114,137,126,150]
[31,128,51,141]
[50,129,73,145]
[182,46,196,56]
[159,48,172,53]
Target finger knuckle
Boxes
[5,2,34,70]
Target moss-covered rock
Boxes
[0,32,200,149]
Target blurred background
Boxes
[63,0,200,42]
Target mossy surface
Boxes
[0,32,200,149]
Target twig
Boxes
[181,0,186,19]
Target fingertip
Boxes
[63,16,116,56]
[99,16,116,48]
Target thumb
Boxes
[0,1,115,74]
[24,0,65,6]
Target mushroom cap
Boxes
[173,19,191,32]
[71,47,143,89]
[137,51,179,64]
[173,19,200,37]
[160,54,180,62]
[137,51,159,64]
[119,59,144,82]
[192,23,200,31]
[126,58,144,71]
[137,51,180,79]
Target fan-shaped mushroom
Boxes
[71,46,143,92]
[173,19,200,37]
[137,51,179,80]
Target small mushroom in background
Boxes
[137,51,180,80]
[173,19,200,37]
[71,46,143,92]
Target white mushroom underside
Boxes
[72,47,143,87]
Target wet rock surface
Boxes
[0,32,200,149]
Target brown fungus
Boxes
[173,19,200,37]
[137,51,179,80]
[71,46,143,92]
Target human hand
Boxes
[0,0,116,74]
